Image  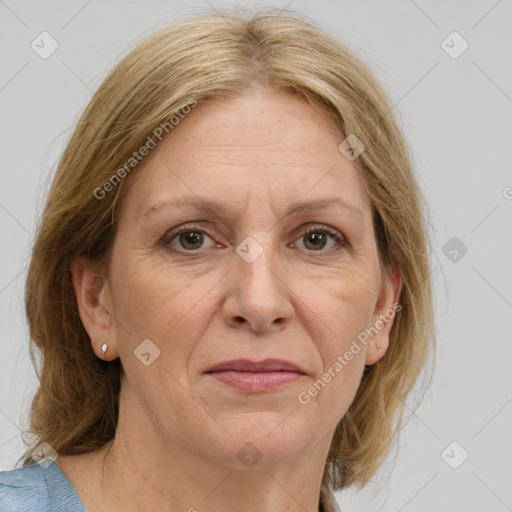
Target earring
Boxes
[101,343,108,355]
[375,343,383,352]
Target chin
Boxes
[201,415,316,468]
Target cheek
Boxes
[109,254,219,370]
[297,352,365,431]
[295,299,370,425]
[292,266,378,415]
[299,262,379,355]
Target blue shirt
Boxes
[0,462,86,511]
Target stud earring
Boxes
[101,343,108,355]
[375,343,383,352]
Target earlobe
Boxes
[71,256,119,360]
[365,263,403,366]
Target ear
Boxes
[71,256,119,361]
[365,262,402,366]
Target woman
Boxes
[0,9,434,512]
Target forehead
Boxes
[119,90,372,221]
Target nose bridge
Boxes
[235,231,281,292]
[223,230,293,332]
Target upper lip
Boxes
[205,358,306,374]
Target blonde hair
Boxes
[20,8,435,496]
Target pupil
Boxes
[306,232,326,250]
[180,231,202,249]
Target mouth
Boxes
[204,358,307,393]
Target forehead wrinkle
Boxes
[142,194,364,227]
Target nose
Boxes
[221,239,294,334]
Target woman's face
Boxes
[78,90,400,468]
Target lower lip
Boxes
[207,370,304,392]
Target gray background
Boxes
[1,1,511,511]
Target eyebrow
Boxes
[143,196,364,220]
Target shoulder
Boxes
[0,462,85,512]
[0,464,50,512]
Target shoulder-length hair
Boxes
[20,8,435,494]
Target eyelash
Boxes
[162,224,347,255]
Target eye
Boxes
[163,225,217,252]
[162,223,347,254]
[293,225,347,252]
